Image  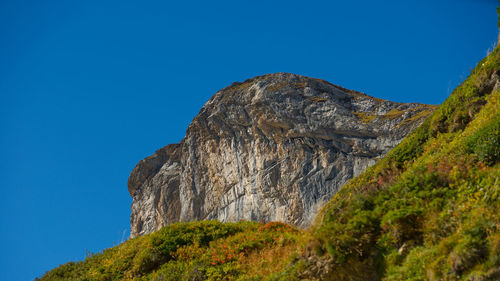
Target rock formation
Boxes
[128,73,436,237]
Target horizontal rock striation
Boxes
[128,73,436,237]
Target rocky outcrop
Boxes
[128,73,436,237]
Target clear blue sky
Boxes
[0,0,497,280]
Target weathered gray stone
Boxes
[128,73,436,237]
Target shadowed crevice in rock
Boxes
[128,73,437,237]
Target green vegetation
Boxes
[36,221,304,281]
[382,108,406,120]
[307,43,500,280]
[38,23,500,281]
[397,105,438,128]
[354,104,437,125]
[353,111,376,123]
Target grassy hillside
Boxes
[304,47,500,281]
[37,36,500,281]
[36,221,308,281]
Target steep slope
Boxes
[129,73,435,237]
[293,46,500,280]
[37,28,500,281]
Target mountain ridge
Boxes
[128,72,435,237]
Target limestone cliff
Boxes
[128,73,436,237]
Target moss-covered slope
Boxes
[37,30,500,281]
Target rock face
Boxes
[128,73,436,237]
